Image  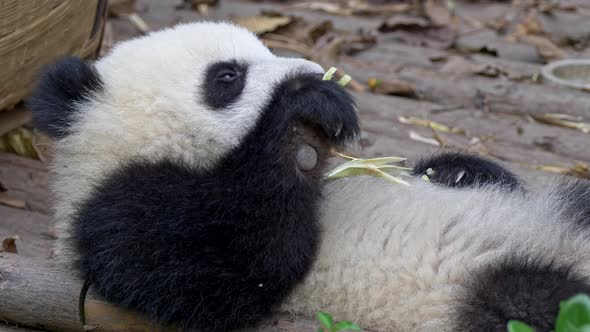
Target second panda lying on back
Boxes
[29,22,590,331]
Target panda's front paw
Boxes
[282,74,360,147]
[413,152,522,191]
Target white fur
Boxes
[51,22,323,261]
[281,176,590,331]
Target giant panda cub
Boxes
[29,22,590,331]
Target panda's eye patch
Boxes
[204,61,248,109]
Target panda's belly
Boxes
[281,176,590,331]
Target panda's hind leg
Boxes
[412,152,521,191]
[455,256,590,331]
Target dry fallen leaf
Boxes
[263,37,312,58]
[536,162,590,180]
[177,0,219,13]
[424,0,453,26]
[2,236,19,254]
[518,34,566,62]
[409,131,441,147]
[0,192,27,209]
[532,114,590,134]
[378,15,431,32]
[507,11,544,41]
[127,13,151,35]
[32,131,54,163]
[399,116,467,135]
[340,32,377,55]
[440,56,505,77]
[304,20,333,45]
[236,15,293,35]
[0,127,39,159]
[289,1,409,16]
[263,15,331,47]
[312,34,345,67]
[291,2,352,16]
[368,78,416,97]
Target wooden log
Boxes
[0,324,44,332]
[0,254,81,331]
[0,254,327,332]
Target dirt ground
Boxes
[2,0,590,331]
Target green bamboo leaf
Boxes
[326,165,410,185]
[326,157,407,178]
[371,167,411,186]
[377,164,414,171]
[325,166,377,179]
[333,151,356,160]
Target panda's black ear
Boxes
[27,56,103,138]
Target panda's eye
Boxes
[216,69,238,83]
[204,61,248,109]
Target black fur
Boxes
[203,61,248,110]
[73,74,359,331]
[456,256,590,331]
[27,56,103,138]
[412,153,521,191]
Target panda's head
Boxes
[28,22,359,265]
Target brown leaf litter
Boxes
[2,236,19,254]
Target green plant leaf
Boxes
[507,320,535,332]
[317,328,325,332]
[317,312,334,329]
[556,294,590,331]
[333,321,362,331]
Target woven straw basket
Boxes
[0,0,107,111]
